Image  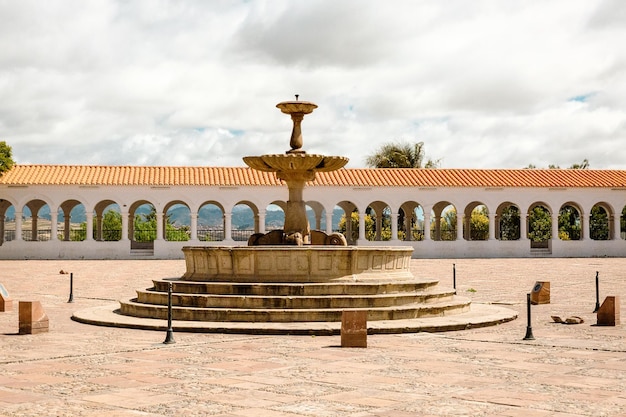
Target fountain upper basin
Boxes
[276,100,318,114]
[243,153,348,173]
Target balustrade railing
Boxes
[3,230,15,242]
[165,229,190,241]
[438,230,457,241]
[11,227,623,245]
[133,228,156,242]
[231,229,254,241]
[197,230,225,241]
[65,229,86,241]
[100,229,122,241]
[569,230,582,240]
[21,229,53,241]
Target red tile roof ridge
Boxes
[2,164,626,188]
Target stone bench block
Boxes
[19,301,49,334]
[530,281,550,305]
[341,310,367,348]
[0,283,12,312]
[597,296,620,326]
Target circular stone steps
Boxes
[117,277,473,323]
[131,291,455,310]
[134,283,455,310]
[151,279,441,296]
[119,296,471,322]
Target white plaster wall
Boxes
[1,182,625,259]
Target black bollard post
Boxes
[593,271,600,313]
[523,293,535,340]
[453,263,456,294]
[67,272,74,303]
[163,282,176,344]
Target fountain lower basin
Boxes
[182,245,415,283]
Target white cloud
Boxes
[0,0,624,170]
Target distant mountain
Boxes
[6,204,345,230]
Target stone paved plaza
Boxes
[1,257,625,416]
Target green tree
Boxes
[403,209,425,241]
[410,223,425,241]
[589,205,609,240]
[338,211,374,241]
[469,206,489,240]
[132,206,189,242]
[58,223,87,241]
[134,213,156,242]
[338,209,408,242]
[368,208,391,241]
[366,141,440,168]
[75,223,87,241]
[166,223,190,241]
[499,206,520,240]
[528,206,551,242]
[0,141,15,176]
[558,205,581,240]
[569,159,589,169]
[102,210,122,241]
[524,159,590,169]
[431,207,457,240]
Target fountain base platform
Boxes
[72,246,517,334]
[72,303,517,335]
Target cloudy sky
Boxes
[1,0,625,169]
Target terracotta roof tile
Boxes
[2,165,626,188]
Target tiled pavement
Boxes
[1,258,625,416]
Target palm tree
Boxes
[366,141,439,168]
[569,159,589,169]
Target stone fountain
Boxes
[73,98,518,334]
[179,98,416,283]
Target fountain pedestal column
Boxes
[277,170,315,241]
[288,112,305,153]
